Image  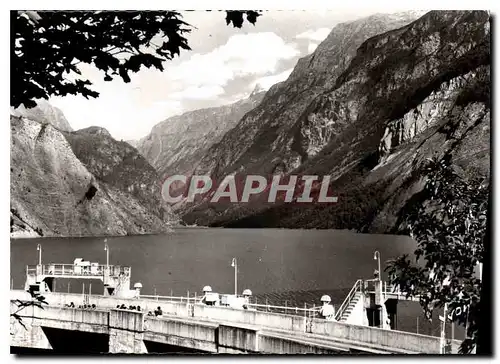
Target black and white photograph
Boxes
[8,4,493,356]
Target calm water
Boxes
[10,228,463,339]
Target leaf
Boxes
[119,67,131,83]
[225,11,244,28]
[245,11,261,25]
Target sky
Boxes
[49,10,389,141]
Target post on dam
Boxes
[108,309,147,354]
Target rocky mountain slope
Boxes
[11,99,73,132]
[192,11,426,179]
[126,139,139,149]
[10,113,175,238]
[136,88,266,178]
[181,10,490,232]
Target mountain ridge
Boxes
[179,10,490,232]
[136,89,266,178]
[11,99,73,132]
[10,108,176,238]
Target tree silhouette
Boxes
[386,154,489,354]
[11,10,261,109]
[10,290,48,334]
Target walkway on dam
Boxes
[10,290,461,354]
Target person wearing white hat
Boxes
[319,294,335,321]
[241,289,252,309]
[201,285,219,306]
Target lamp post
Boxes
[104,243,109,267]
[374,250,384,328]
[37,244,42,266]
[373,251,381,281]
[231,258,237,296]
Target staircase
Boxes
[335,279,363,322]
[338,291,363,322]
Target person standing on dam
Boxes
[201,285,219,306]
[319,295,336,321]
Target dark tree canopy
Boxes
[386,154,489,353]
[11,10,261,109]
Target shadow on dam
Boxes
[11,327,207,355]
[143,340,206,354]
[43,327,109,354]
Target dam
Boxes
[10,257,461,354]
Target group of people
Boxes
[147,306,163,317]
[81,304,97,309]
[64,302,97,310]
[61,291,335,321]
[116,304,142,311]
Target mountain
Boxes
[136,88,266,178]
[191,11,426,179]
[11,99,73,132]
[181,10,490,232]
[126,139,139,149]
[10,113,176,238]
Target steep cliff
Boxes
[182,10,490,232]
[192,11,425,178]
[11,99,73,132]
[136,89,266,178]
[126,139,139,149]
[10,115,175,238]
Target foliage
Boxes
[385,154,489,354]
[10,290,48,333]
[225,11,261,28]
[12,10,261,109]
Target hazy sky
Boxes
[49,10,389,141]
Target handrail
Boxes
[26,264,130,268]
[335,279,363,321]
[26,263,131,277]
[26,263,130,270]
[140,294,204,303]
[138,295,318,316]
[363,281,420,302]
[246,302,318,314]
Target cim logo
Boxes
[161,174,339,204]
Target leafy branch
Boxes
[385,154,488,354]
[12,10,262,109]
[10,290,48,333]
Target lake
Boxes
[10,227,463,339]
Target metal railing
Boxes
[137,294,319,317]
[384,282,401,294]
[335,279,363,321]
[246,302,319,317]
[13,287,325,321]
[139,294,203,304]
[364,280,419,302]
[365,280,401,294]
[26,264,131,278]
